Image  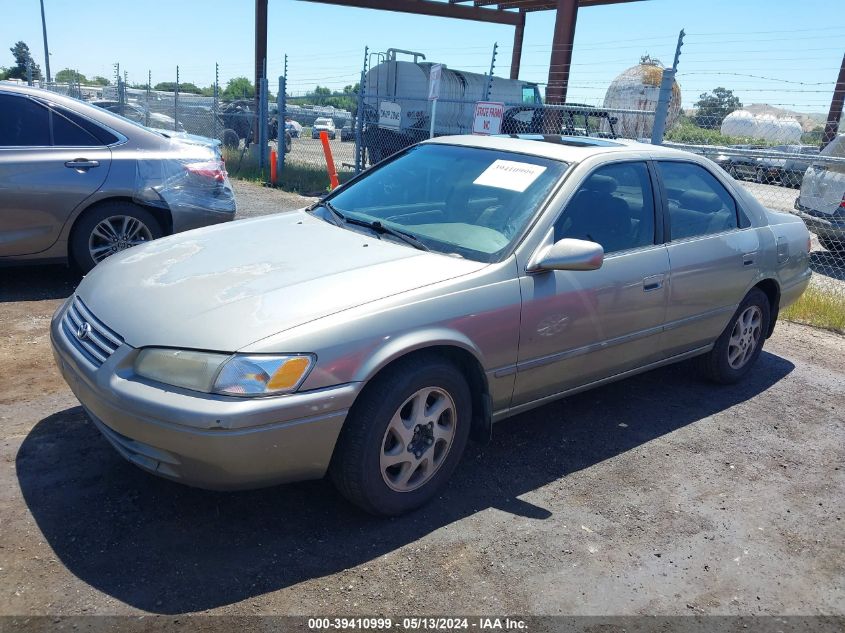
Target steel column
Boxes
[821,52,845,150]
[545,0,578,104]
[510,11,525,80]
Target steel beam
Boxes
[297,0,522,25]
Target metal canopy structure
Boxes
[288,0,645,103]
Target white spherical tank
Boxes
[720,110,756,137]
[720,110,803,142]
[601,56,681,139]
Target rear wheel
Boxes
[70,202,163,273]
[221,128,239,149]
[330,355,471,515]
[696,288,770,384]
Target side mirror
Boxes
[527,238,604,272]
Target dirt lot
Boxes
[0,181,843,618]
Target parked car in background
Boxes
[312,117,336,140]
[340,124,354,142]
[0,83,236,272]
[285,118,302,138]
[51,135,810,515]
[794,134,845,254]
[712,144,765,181]
[756,145,819,188]
[90,100,185,133]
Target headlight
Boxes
[134,348,314,397]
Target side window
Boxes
[555,161,655,254]
[0,94,50,146]
[53,106,119,145]
[51,110,100,147]
[658,161,739,240]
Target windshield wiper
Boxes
[312,200,346,226]
[345,217,430,252]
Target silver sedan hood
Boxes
[76,211,485,351]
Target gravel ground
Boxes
[232,180,316,219]
[0,181,843,619]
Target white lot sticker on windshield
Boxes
[473,159,547,192]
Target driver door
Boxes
[512,160,670,406]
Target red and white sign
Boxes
[472,101,505,135]
[428,64,443,101]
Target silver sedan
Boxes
[50,135,811,515]
[0,83,236,272]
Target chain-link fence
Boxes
[663,110,845,303]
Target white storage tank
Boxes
[720,110,757,137]
[719,110,802,142]
[601,56,681,139]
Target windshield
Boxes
[315,118,332,126]
[318,143,568,262]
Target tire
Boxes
[754,168,765,184]
[70,202,163,274]
[696,288,770,384]
[819,235,845,254]
[329,354,472,516]
[221,128,239,149]
[284,133,292,154]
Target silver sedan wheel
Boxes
[727,305,763,369]
[88,215,153,263]
[380,387,457,493]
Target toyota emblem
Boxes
[76,322,92,341]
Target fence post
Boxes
[213,63,219,142]
[258,73,269,174]
[276,55,287,187]
[174,66,180,133]
[483,42,498,101]
[26,60,33,86]
[354,46,368,175]
[146,70,151,127]
[651,28,684,145]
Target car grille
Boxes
[61,296,123,367]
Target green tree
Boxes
[222,76,255,100]
[7,41,41,80]
[55,68,86,84]
[90,76,110,86]
[694,87,742,130]
[154,81,202,94]
[0,67,7,80]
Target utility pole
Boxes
[39,0,51,83]
[821,52,845,150]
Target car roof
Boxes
[424,133,690,163]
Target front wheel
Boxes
[696,288,770,384]
[329,355,472,515]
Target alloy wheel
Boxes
[727,305,763,369]
[88,215,153,263]
[379,387,457,493]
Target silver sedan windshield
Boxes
[323,143,568,262]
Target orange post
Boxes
[319,130,340,190]
[269,149,277,185]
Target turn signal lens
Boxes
[267,357,312,390]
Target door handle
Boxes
[643,274,664,292]
[742,252,756,266]
[65,159,100,170]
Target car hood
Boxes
[76,211,486,352]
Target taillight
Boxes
[840,193,845,209]
[186,160,227,182]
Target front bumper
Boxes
[793,201,845,240]
[50,302,358,490]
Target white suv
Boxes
[795,134,845,254]
[311,117,336,140]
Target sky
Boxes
[2,0,843,113]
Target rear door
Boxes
[0,93,112,256]
[656,160,761,356]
